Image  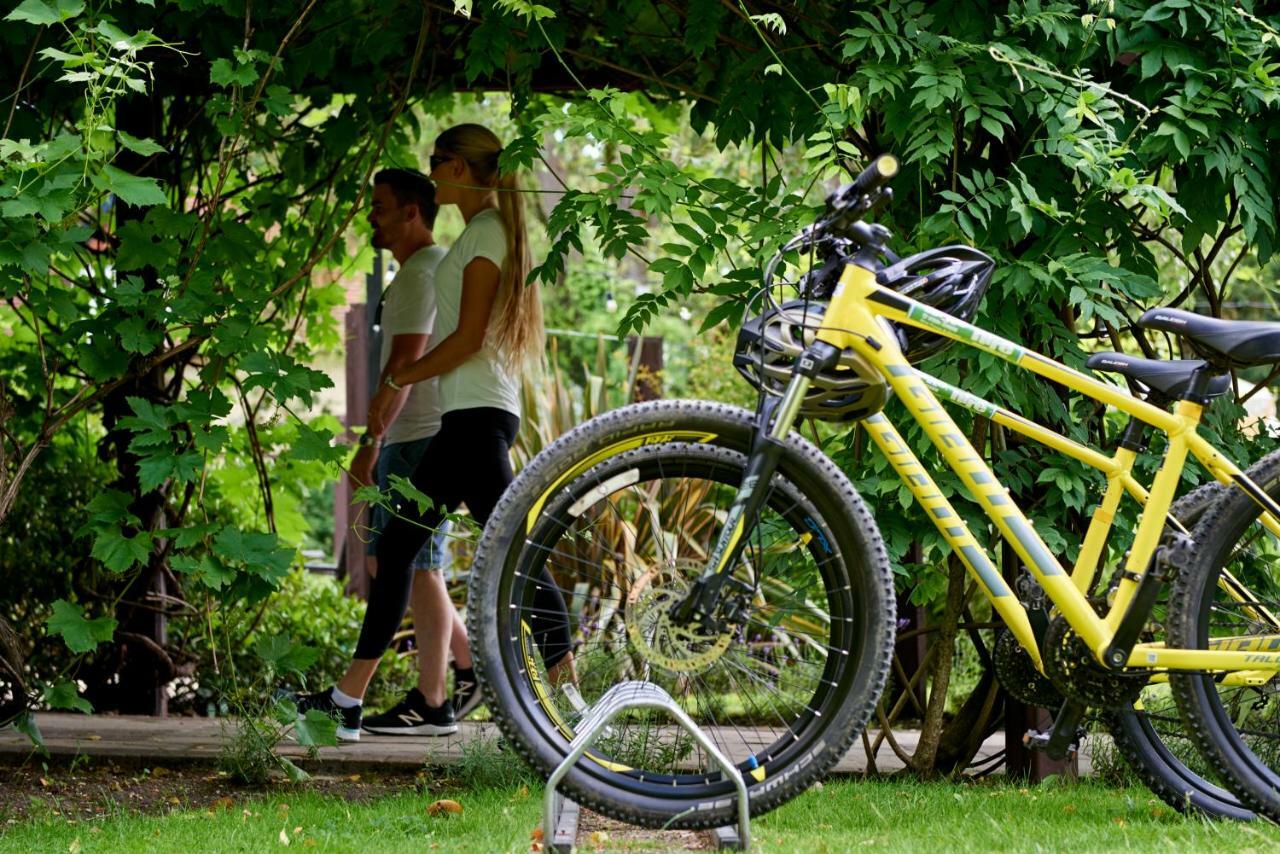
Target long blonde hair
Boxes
[435,123,544,371]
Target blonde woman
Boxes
[296,125,572,739]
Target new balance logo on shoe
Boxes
[362,688,457,736]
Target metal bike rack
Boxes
[543,680,751,851]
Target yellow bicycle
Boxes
[469,155,1280,826]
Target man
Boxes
[309,168,478,741]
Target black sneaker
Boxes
[293,688,362,743]
[452,665,481,721]
[362,688,457,736]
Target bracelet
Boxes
[357,432,381,448]
[383,374,404,392]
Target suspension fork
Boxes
[671,340,844,627]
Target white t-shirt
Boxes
[380,243,448,444]
[431,209,522,417]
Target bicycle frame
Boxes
[807,261,1280,674]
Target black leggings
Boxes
[355,408,572,668]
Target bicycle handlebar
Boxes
[848,154,900,199]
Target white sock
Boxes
[330,686,362,708]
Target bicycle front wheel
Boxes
[469,400,895,829]
[1168,449,1280,821]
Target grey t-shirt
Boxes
[380,244,448,444]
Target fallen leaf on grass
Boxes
[514,785,530,801]
[152,767,171,777]
[530,844,543,853]
[347,774,361,782]
[530,827,543,842]
[279,828,290,846]
[68,839,81,854]
[426,799,462,816]
[211,797,234,811]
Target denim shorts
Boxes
[365,436,451,572]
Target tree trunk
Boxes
[911,555,966,772]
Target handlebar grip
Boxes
[848,154,900,196]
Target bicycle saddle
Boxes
[1085,352,1230,400]
[1138,308,1280,366]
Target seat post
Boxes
[1117,416,1148,453]
[1183,365,1223,406]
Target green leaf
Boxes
[90,527,151,573]
[46,600,117,654]
[14,711,44,749]
[293,710,337,748]
[385,474,436,515]
[117,315,162,352]
[137,451,202,492]
[209,57,259,87]
[255,633,320,675]
[43,680,92,714]
[291,423,345,465]
[279,756,312,782]
[79,490,137,532]
[117,131,165,157]
[93,165,166,208]
[214,526,295,580]
[5,0,83,25]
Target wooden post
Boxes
[627,335,663,401]
[1001,540,1076,780]
[340,303,371,598]
[338,254,384,599]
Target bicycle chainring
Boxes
[1042,614,1147,708]
[993,628,1063,708]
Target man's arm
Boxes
[350,332,429,485]
[377,332,430,429]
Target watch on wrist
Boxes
[383,374,403,392]
[358,432,380,448]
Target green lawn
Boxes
[7,778,1280,852]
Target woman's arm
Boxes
[367,257,500,435]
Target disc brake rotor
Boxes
[625,562,735,674]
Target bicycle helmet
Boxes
[877,245,995,362]
[733,299,891,421]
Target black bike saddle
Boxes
[1139,308,1280,366]
[1085,352,1231,401]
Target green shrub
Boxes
[171,568,418,715]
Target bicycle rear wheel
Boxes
[469,400,895,829]
[1168,449,1280,821]
[1104,482,1252,820]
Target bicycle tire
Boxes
[1103,481,1253,820]
[469,400,895,829]
[1168,448,1280,821]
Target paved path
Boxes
[1,714,1092,775]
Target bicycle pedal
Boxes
[1025,728,1082,759]
[1022,729,1052,751]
